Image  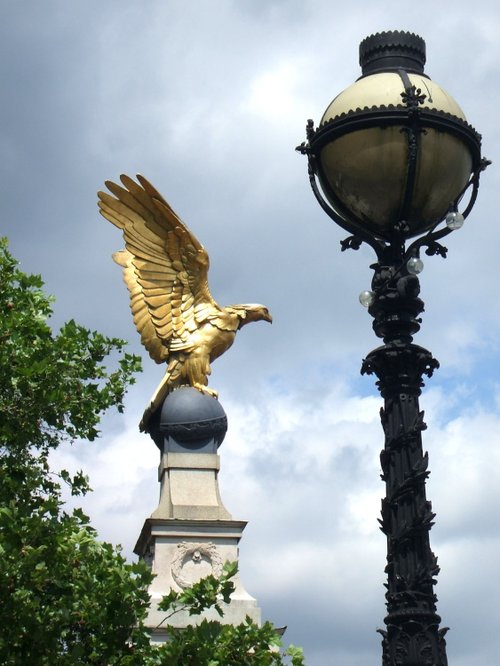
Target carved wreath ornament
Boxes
[171,541,223,589]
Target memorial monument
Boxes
[99,174,271,640]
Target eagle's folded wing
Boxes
[98,174,219,363]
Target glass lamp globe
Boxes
[359,290,375,307]
[445,210,465,229]
[407,257,424,275]
[308,31,482,241]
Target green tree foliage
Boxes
[148,562,304,666]
[0,238,304,665]
[0,238,152,664]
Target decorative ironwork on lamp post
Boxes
[297,31,489,665]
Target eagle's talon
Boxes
[195,384,218,399]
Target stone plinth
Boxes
[151,452,231,521]
[134,387,261,641]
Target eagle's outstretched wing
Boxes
[98,174,221,363]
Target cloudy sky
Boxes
[2,0,500,663]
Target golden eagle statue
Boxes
[98,175,272,431]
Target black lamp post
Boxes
[297,31,489,665]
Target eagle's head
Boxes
[230,304,272,328]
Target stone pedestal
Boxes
[134,387,260,641]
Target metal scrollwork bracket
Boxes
[340,235,363,252]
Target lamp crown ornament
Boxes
[359,31,426,76]
[298,30,490,665]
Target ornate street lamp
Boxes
[297,31,490,665]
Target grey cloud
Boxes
[4,0,500,663]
